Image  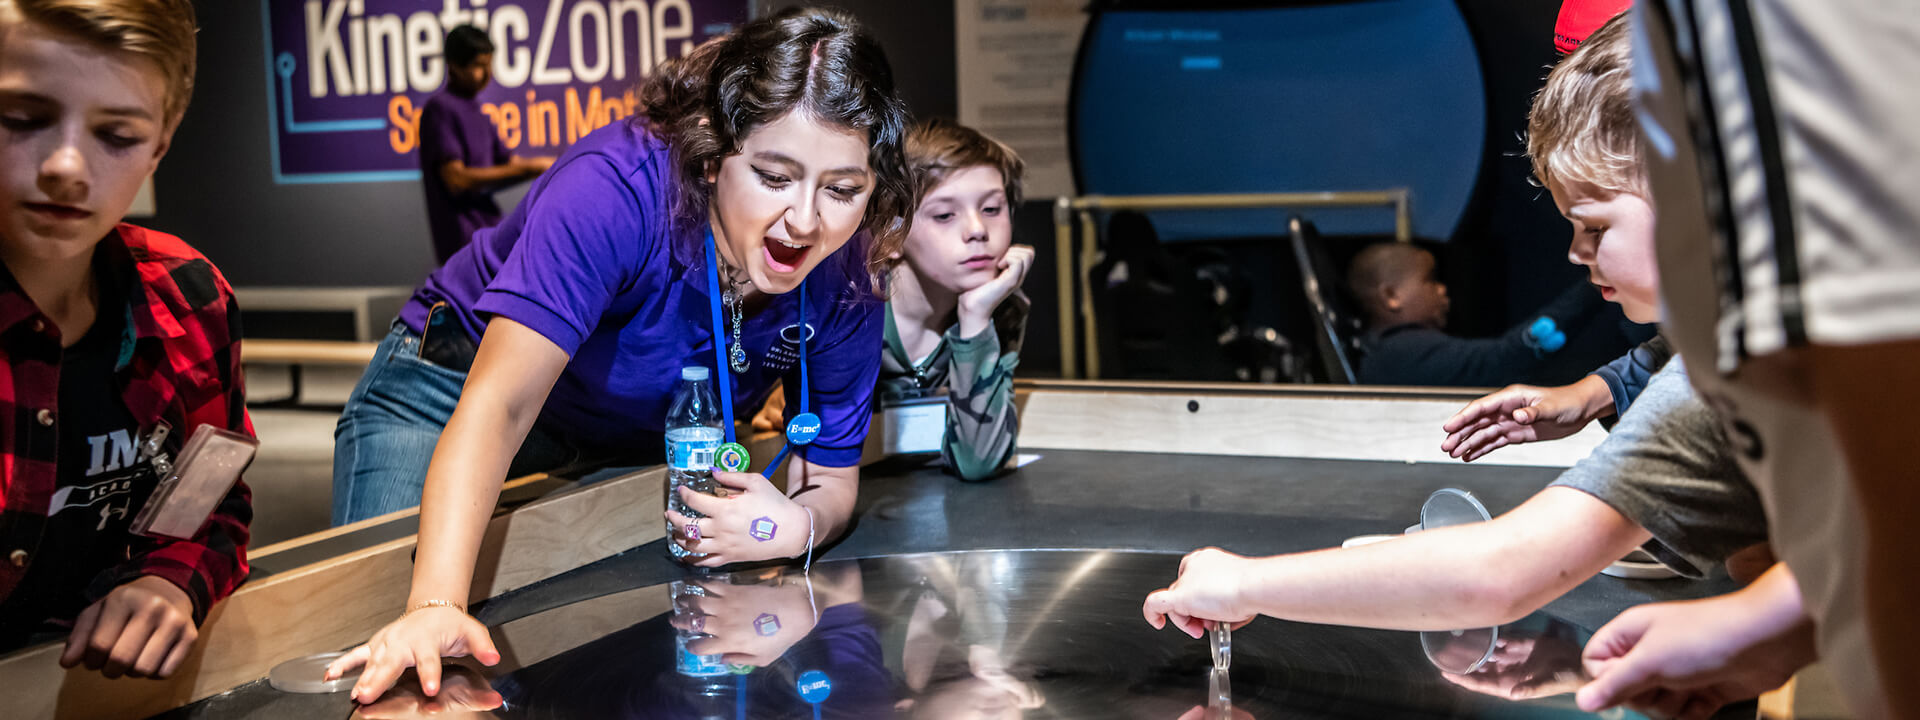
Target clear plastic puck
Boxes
[268,651,358,694]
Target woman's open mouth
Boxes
[763,236,812,273]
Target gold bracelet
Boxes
[403,599,467,617]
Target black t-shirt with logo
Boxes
[0,277,157,641]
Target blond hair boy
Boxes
[0,0,253,680]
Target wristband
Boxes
[803,507,817,573]
[404,599,466,617]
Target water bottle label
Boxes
[668,443,714,470]
[676,634,729,677]
[664,428,718,474]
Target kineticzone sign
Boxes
[264,0,747,183]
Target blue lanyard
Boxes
[704,233,741,442]
[705,230,815,476]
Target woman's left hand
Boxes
[665,470,811,566]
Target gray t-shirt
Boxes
[1550,360,1767,578]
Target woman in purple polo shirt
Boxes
[324,8,912,698]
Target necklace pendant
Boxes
[729,341,751,373]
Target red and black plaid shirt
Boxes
[0,224,252,625]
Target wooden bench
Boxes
[241,339,378,408]
[232,286,411,343]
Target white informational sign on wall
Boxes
[954,0,1089,200]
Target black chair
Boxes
[1088,212,1241,381]
[1287,217,1364,384]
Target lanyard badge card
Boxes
[129,423,259,540]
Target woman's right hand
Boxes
[324,606,501,704]
[352,662,503,719]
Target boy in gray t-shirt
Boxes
[1549,360,1766,579]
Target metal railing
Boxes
[1050,190,1410,379]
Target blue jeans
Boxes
[331,323,578,525]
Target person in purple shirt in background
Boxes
[417,25,553,264]
[325,7,914,703]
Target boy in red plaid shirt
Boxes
[0,0,251,679]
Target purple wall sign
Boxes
[263,0,748,183]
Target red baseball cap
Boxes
[1555,0,1633,54]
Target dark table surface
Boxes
[159,449,1745,719]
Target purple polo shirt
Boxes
[400,120,883,467]
[418,90,511,263]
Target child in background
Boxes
[416,25,552,264]
[0,0,252,679]
[1348,241,1605,387]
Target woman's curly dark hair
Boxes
[642,7,912,295]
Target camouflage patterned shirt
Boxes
[877,293,1028,481]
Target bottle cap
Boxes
[682,366,711,381]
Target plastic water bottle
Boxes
[666,366,723,560]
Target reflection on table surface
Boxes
[350,549,1653,719]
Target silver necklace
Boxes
[721,270,751,374]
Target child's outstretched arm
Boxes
[1142,487,1650,636]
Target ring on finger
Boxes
[685,521,702,542]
